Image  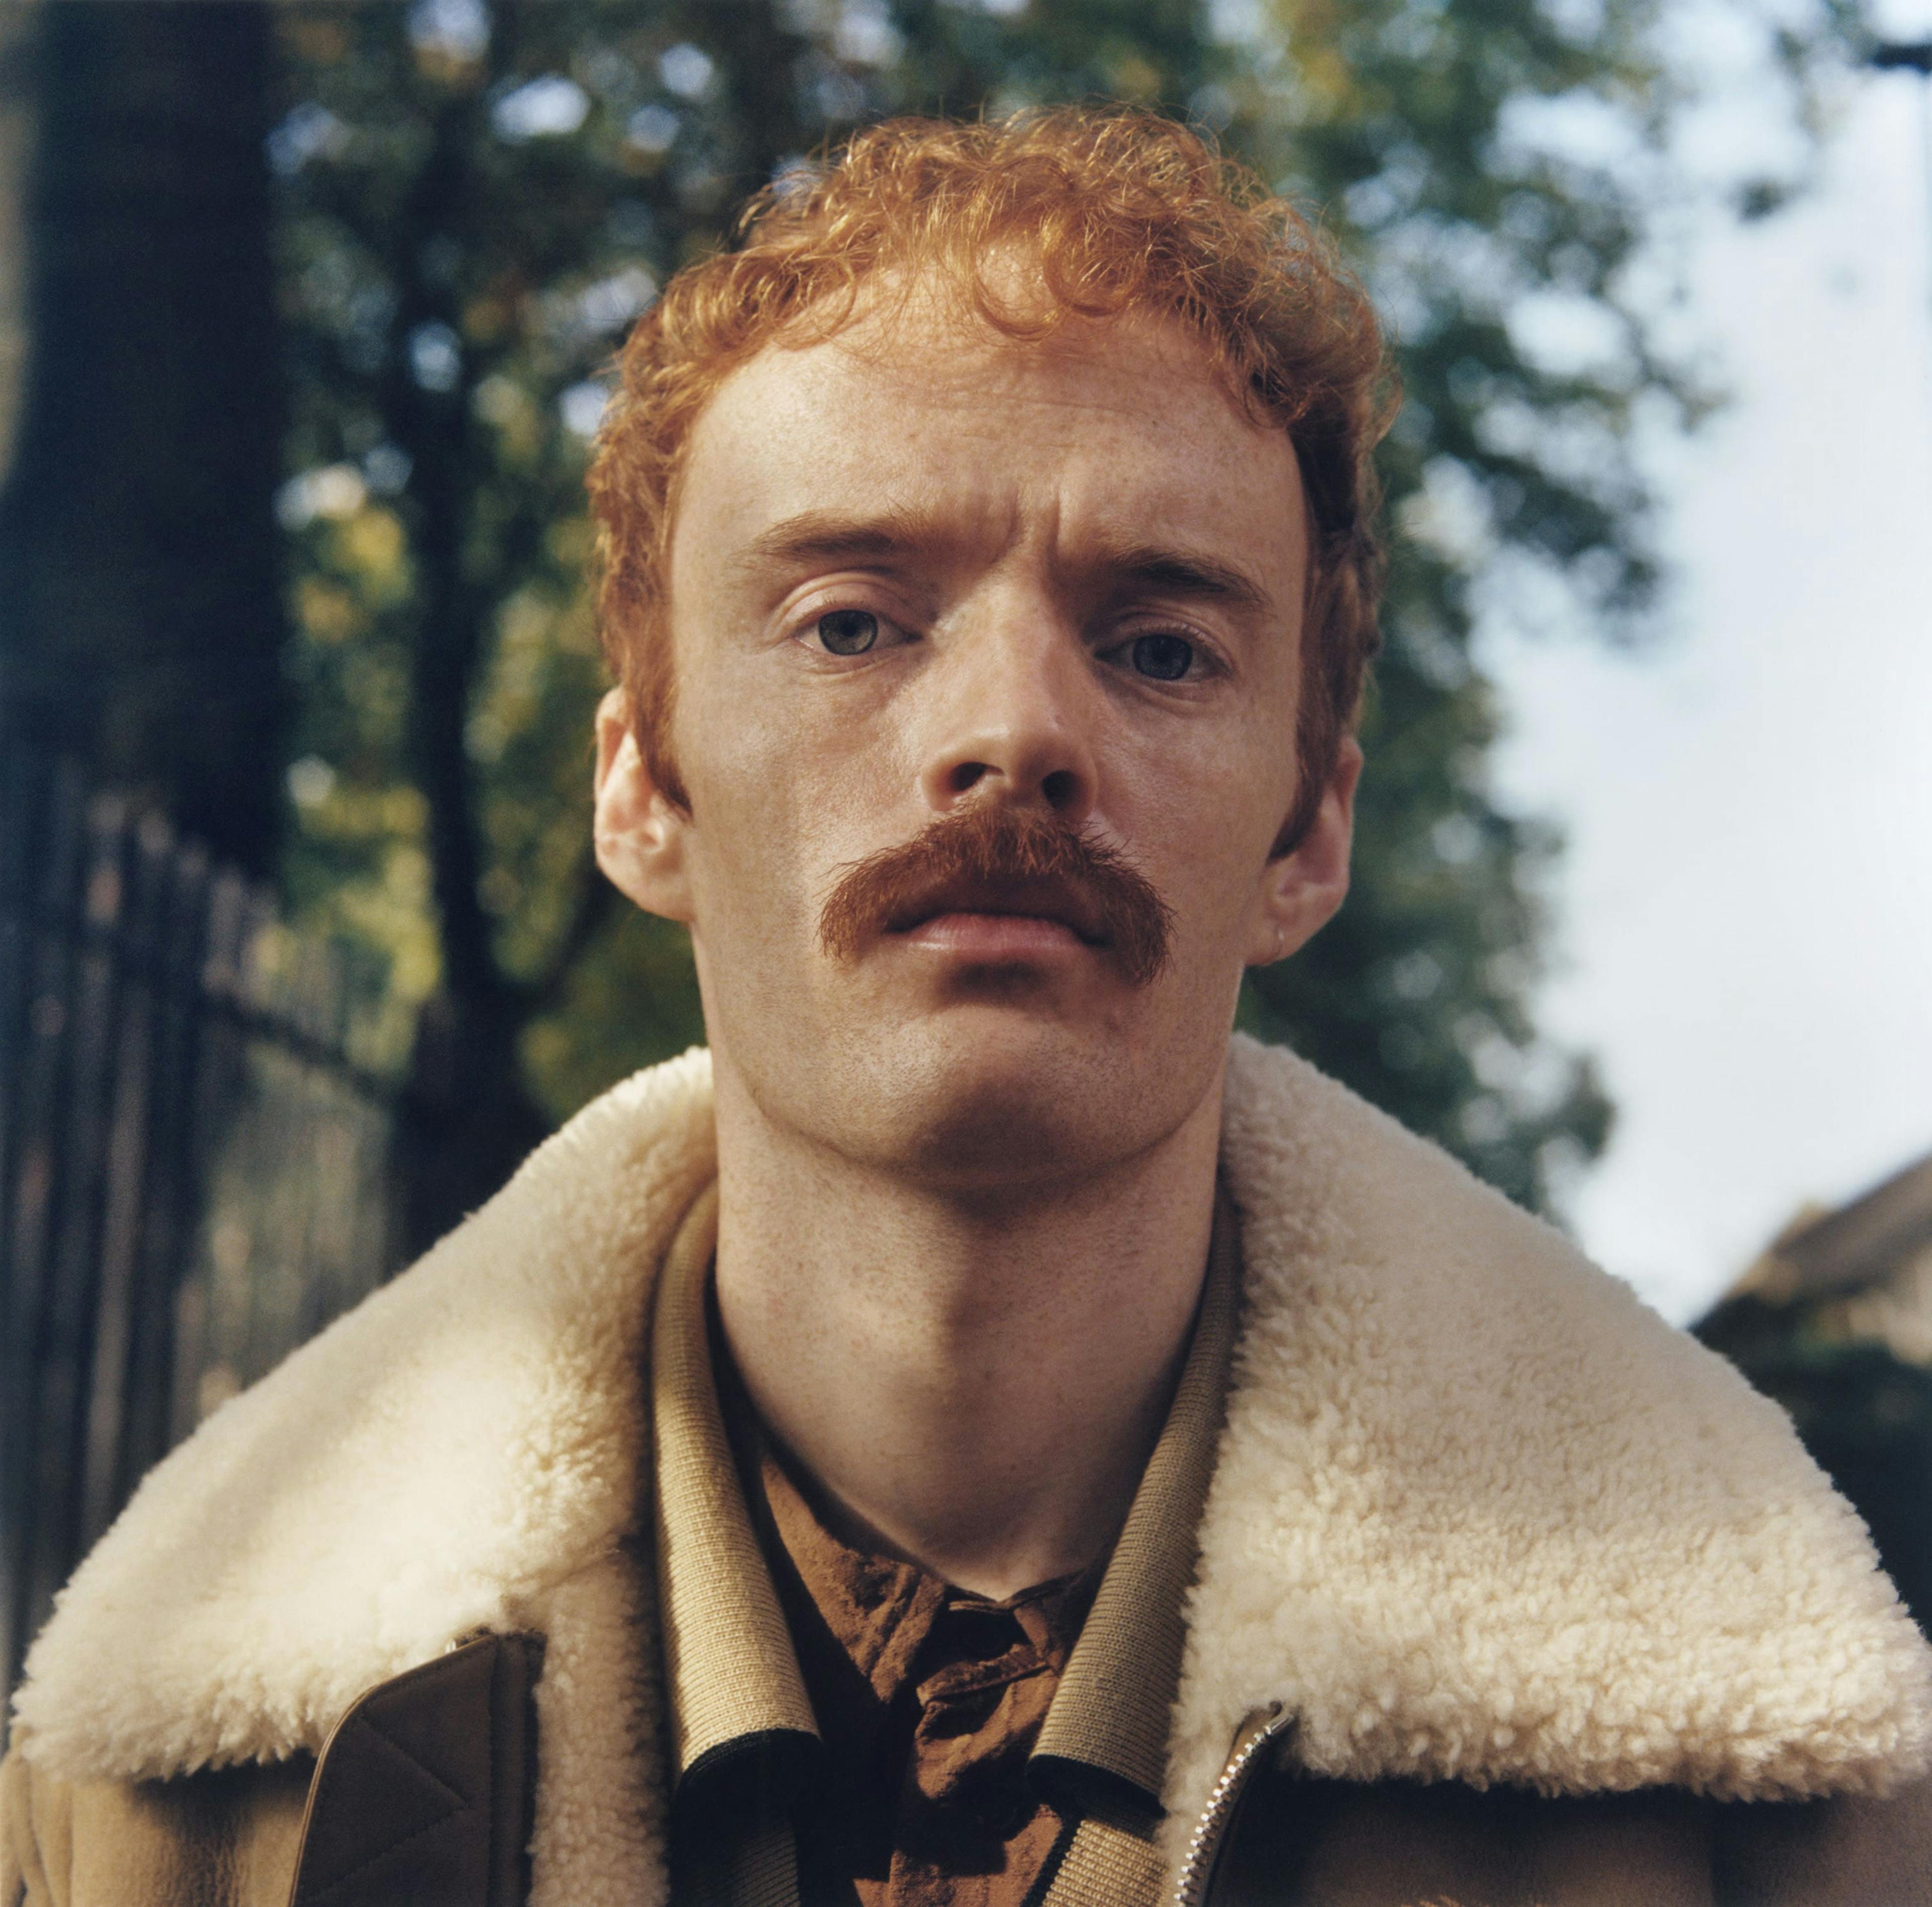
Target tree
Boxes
[267,0,1851,1242]
[272,0,828,1247]
[0,1,287,877]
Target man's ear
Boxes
[594,687,695,924]
[1246,737,1361,967]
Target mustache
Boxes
[818,804,1175,988]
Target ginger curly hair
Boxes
[589,105,1393,850]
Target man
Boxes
[5,108,1930,1907]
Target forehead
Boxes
[670,295,1307,596]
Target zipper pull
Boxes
[1171,1702,1291,1907]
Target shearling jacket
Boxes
[5,1039,1932,1906]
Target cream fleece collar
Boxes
[14,1040,1931,1907]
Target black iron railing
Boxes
[1,749,401,1710]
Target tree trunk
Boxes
[0,0,286,878]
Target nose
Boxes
[916,603,1100,826]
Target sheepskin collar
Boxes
[14,1040,1932,1905]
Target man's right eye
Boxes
[817,609,879,655]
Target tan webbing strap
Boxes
[653,1185,813,1905]
[1035,1189,1244,1800]
[1038,1799,1168,1907]
[652,1184,818,1782]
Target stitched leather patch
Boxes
[289,1635,537,1907]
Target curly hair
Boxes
[589,106,1394,849]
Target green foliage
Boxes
[268,0,1852,1217]
[1226,0,1692,1208]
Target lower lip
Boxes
[900,912,1093,962]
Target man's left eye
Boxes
[817,609,879,655]
[1130,633,1194,681]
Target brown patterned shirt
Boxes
[732,1376,1104,1906]
[651,1179,1244,1907]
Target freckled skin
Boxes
[622,305,1343,1183]
[593,295,1359,1591]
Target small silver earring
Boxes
[1274,924,1285,962]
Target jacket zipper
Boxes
[1170,1703,1291,1907]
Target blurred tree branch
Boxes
[264,0,1872,1237]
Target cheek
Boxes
[1137,728,1291,945]
[678,668,911,945]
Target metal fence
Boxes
[1,750,400,1705]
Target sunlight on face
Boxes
[623,293,1341,1186]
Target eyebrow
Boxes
[731,509,1276,616]
[1091,540,1274,615]
[731,507,940,581]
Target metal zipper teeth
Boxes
[1171,1704,1291,1907]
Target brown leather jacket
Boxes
[7,1046,1932,1905]
[1,1638,535,1907]
[7,1633,1931,1905]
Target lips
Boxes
[884,875,1108,947]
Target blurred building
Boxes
[1696,1148,1932,1632]
[1701,1151,1932,1362]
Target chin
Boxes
[822,1004,1215,1190]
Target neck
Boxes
[709,1059,1225,1600]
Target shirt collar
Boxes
[651,1181,818,1785]
[1032,1185,1243,1808]
[651,1176,1243,1808]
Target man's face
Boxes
[596,291,1358,1188]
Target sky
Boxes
[1483,15,1932,1324]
